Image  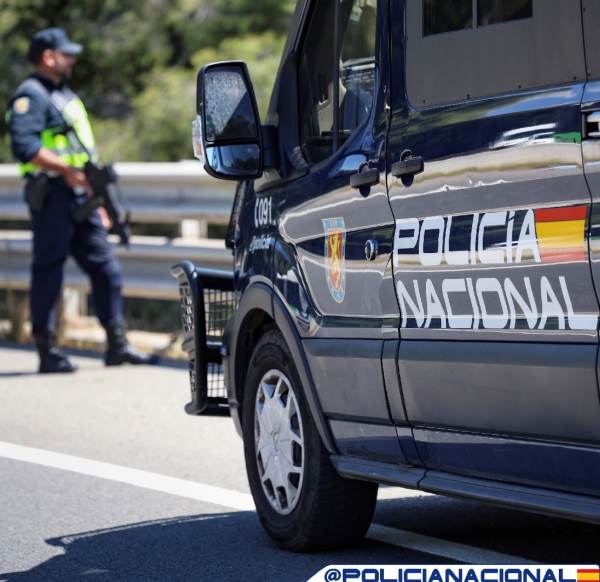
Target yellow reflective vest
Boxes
[10,78,97,176]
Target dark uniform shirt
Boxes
[8,74,66,164]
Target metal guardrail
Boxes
[0,231,232,301]
[0,161,235,224]
[0,161,235,306]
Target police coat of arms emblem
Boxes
[322,217,347,303]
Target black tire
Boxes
[242,329,378,551]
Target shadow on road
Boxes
[0,511,435,582]
[0,372,37,378]
[0,340,188,371]
[374,494,600,564]
[2,496,598,580]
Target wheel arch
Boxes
[225,281,337,454]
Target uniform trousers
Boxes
[28,178,123,335]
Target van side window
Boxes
[298,0,336,165]
[338,0,377,144]
[406,0,585,107]
[299,0,378,165]
[478,0,532,26]
[424,0,472,36]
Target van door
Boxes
[271,0,409,463]
[387,0,600,494]
[582,0,600,315]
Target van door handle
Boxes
[391,156,424,178]
[350,166,379,189]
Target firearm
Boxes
[72,161,132,247]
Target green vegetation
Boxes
[0,0,295,162]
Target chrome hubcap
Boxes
[254,369,304,515]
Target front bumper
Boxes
[171,260,235,415]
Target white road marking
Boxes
[0,441,255,512]
[0,440,535,565]
[368,524,538,565]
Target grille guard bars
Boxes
[171,261,235,415]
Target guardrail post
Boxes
[56,293,66,345]
[180,219,208,239]
[6,289,28,343]
[55,288,85,344]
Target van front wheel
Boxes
[242,329,378,551]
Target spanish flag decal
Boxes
[577,570,600,582]
[534,205,587,263]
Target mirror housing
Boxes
[192,61,263,180]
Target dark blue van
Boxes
[172,0,600,551]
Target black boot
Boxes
[34,330,77,374]
[104,321,159,366]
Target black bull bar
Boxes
[170,261,235,415]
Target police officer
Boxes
[7,28,156,373]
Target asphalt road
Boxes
[0,343,598,582]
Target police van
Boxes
[172,0,600,550]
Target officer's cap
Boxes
[28,28,82,63]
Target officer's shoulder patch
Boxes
[13,96,30,115]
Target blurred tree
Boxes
[130,67,197,162]
[194,0,295,45]
[0,0,296,162]
[92,67,197,162]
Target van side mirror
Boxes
[192,61,263,180]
